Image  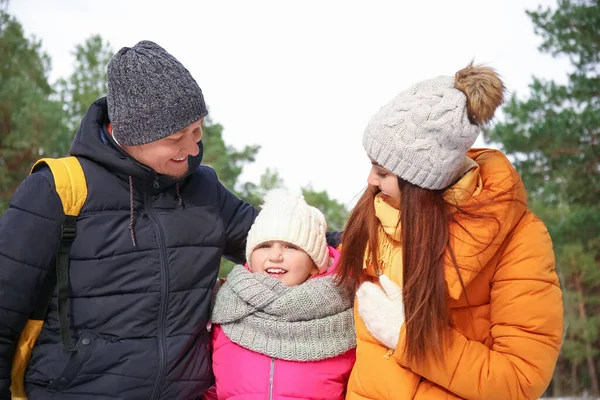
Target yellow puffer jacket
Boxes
[347,149,563,400]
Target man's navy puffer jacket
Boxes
[0,97,257,399]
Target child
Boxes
[337,63,563,399]
[205,189,356,400]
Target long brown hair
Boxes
[337,179,453,363]
[399,179,452,363]
[336,185,380,288]
[337,173,520,364]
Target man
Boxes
[0,40,258,399]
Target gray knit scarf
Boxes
[211,265,356,362]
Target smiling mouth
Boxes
[172,157,187,162]
[266,268,287,276]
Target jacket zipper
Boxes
[269,358,275,400]
[147,180,170,400]
[410,376,424,399]
[384,349,420,399]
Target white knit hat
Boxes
[363,63,504,190]
[245,189,329,272]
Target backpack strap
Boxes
[31,157,87,216]
[31,157,87,351]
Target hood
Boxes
[445,148,528,300]
[69,97,204,188]
[315,245,342,278]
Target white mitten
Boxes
[356,274,405,350]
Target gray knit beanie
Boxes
[107,40,208,146]
[363,63,505,190]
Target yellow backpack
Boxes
[10,157,88,400]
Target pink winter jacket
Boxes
[205,247,356,400]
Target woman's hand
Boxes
[356,274,404,350]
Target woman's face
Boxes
[367,160,401,208]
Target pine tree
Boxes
[0,2,70,212]
[487,0,599,395]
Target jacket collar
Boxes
[444,149,527,300]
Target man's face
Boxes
[121,120,203,179]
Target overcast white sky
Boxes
[10,0,571,207]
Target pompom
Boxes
[454,62,505,125]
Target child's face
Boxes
[367,159,401,208]
[250,240,319,286]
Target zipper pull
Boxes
[153,176,159,189]
[383,349,395,359]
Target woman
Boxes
[337,63,563,399]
